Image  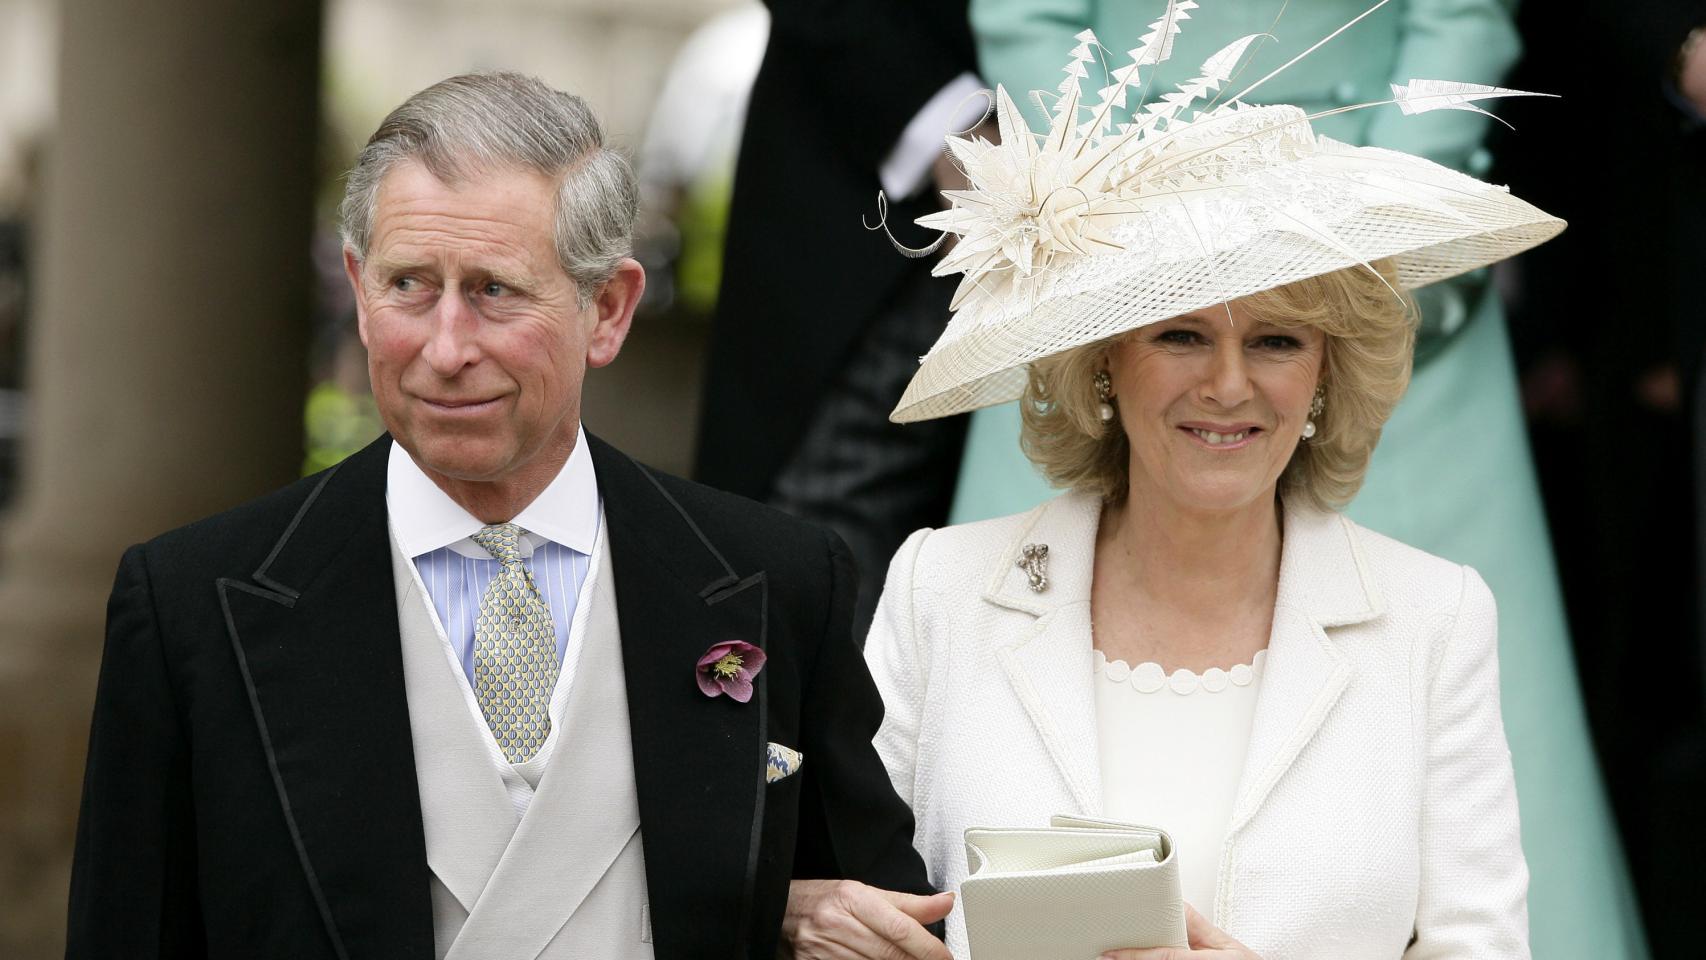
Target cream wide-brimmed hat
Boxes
[887,0,1564,424]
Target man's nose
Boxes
[421,289,481,375]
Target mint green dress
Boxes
[954,1,1647,956]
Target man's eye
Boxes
[393,276,419,292]
[481,282,510,297]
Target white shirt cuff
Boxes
[879,72,988,200]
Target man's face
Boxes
[347,161,633,490]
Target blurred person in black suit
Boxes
[1494,4,1706,952]
[694,0,979,638]
[1673,24,1706,649]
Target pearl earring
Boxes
[1302,385,1325,440]
[1094,370,1114,422]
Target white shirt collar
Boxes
[386,425,600,560]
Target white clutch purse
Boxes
[959,814,1187,960]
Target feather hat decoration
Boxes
[888,0,1564,424]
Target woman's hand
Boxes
[1101,905,1262,960]
[782,879,955,960]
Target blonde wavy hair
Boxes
[1018,262,1417,512]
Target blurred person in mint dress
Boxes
[949,1,1647,957]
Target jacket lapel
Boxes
[982,495,1383,836]
[1226,505,1383,835]
[216,436,433,960]
[589,436,766,960]
[985,492,1105,817]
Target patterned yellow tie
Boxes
[470,523,560,762]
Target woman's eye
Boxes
[1254,334,1303,350]
[1156,329,1202,345]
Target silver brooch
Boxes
[1017,543,1049,593]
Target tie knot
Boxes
[471,523,526,566]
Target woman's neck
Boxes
[1105,495,1281,591]
[1092,488,1283,670]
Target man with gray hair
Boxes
[66,73,948,959]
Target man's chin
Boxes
[402,437,521,485]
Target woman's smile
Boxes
[1178,422,1264,450]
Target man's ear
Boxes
[585,258,645,369]
[343,246,370,346]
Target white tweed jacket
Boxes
[866,490,1528,960]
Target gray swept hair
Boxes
[339,72,637,305]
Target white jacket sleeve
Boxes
[1409,566,1531,959]
[864,527,933,812]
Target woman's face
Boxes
[1106,299,1326,516]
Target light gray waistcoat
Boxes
[389,526,654,960]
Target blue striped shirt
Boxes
[386,429,601,701]
[414,535,592,689]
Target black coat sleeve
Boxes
[66,545,205,958]
[790,528,935,896]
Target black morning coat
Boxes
[693,0,975,499]
[66,433,935,958]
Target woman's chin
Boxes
[1158,474,1278,517]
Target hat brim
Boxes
[890,145,1565,424]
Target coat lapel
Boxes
[981,494,1383,837]
[589,436,766,960]
[1226,505,1383,835]
[216,436,433,960]
[985,492,1105,817]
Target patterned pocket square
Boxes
[766,742,803,784]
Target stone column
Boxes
[0,0,322,954]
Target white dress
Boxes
[1092,648,1266,925]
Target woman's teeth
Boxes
[1191,428,1247,445]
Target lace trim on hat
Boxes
[1092,648,1267,695]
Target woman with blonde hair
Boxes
[781,7,1564,959]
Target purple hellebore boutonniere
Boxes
[696,640,767,703]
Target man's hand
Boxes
[782,879,954,960]
[1099,904,1263,960]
